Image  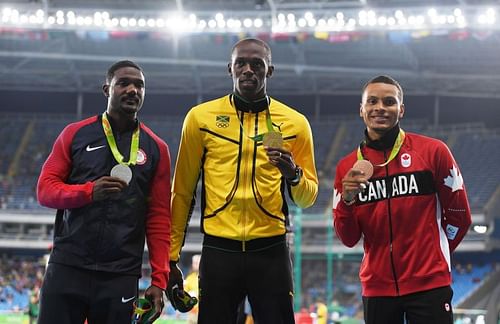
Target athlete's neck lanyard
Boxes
[357,128,405,167]
[101,112,140,166]
[230,94,275,142]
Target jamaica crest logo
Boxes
[216,115,230,128]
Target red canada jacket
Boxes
[333,126,471,297]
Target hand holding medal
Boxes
[265,140,298,182]
[341,159,374,204]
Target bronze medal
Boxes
[353,160,374,179]
[262,131,283,148]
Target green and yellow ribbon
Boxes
[357,128,405,167]
[231,94,277,141]
[101,112,140,166]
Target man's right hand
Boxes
[92,176,128,201]
[341,168,369,202]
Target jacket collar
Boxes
[232,93,269,113]
[103,112,138,135]
[364,124,400,150]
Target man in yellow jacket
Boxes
[168,37,318,323]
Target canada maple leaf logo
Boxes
[443,165,464,192]
[332,187,341,209]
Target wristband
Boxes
[342,197,356,206]
[287,166,303,186]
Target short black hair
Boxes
[231,38,272,64]
[362,75,404,102]
[106,60,143,83]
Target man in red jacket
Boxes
[333,75,471,324]
[37,60,171,324]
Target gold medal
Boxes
[262,131,283,148]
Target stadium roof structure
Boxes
[1,0,500,98]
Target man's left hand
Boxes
[144,285,165,322]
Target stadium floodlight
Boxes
[254,18,263,28]
[0,5,500,33]
[472,225,488,234]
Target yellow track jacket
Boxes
[170,95,318,261]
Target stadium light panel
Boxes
[254,18,263,28]
[473,225,488,234]
[1,5,500,33]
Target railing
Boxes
[0,211,490,252]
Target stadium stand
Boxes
[1,114,498,215]
[0,254,45,312]
[452,263,496,305]
[452,131,500,209]
[0,117,28,176]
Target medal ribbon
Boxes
[357,128,405,167]
[249,109,275,141]
[101,112,140,166]
[230,94,276,141]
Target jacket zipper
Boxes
[240,111,255,250]
[94,203,107,271]
[385,149,400,296]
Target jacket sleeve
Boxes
[434,141,472,252]
[289,115,318,208]
[37,124,94,209]
[170,110,204,262]
[332,159,363,247]
[146,137,172,290]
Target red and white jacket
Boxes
[38,115,172,290]
[333,127,471,297]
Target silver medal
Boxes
[110,164,132,184]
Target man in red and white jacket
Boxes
[333,75,471,324]
[37,61,171,324]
